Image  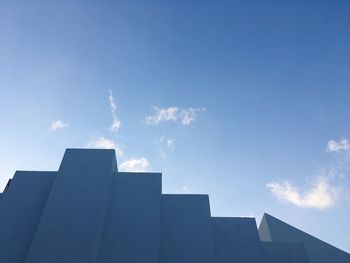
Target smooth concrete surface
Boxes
[259,213,350,263]
[160,194,215,263]
[25,149,117,263]
[261,241,310,263]
[98,172,161,263]
[0,149,348,263]
[0,171,55,263]
[212,217,266,263]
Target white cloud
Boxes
[266,176,338,210]
[108,90,121,132]
[86,137,123,156]
[326,138,349,153]
[156,136,176,160]
[108,90,117,112]
[159,136,175,149]
[181,108,202,125]
[267,138,350,210]
[110,119,121,132]
[119,157,150,172]
[145,107,179,124]
[145,107,205,126]
[167,138,175,149]
[50,120,69,131]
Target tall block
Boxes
[25,149,117,263]
[259,213,350,263]
[0,149,349,262]
[0,171,55,263]
[212,217,266,263]
[98,172,162,263]
[160,194,215,263]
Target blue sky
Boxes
[1,0,350,252]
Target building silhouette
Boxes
[0,149,349,263]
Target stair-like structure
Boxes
[0,149,349,263]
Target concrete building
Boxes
[0,149,349,263]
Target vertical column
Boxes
[0,171,55,263]
[25,149,117,263]
[160,194,215,263]
[212,217,265,263]
[98,172,162,263]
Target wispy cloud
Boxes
[267,176,338,210]
[159,136,175,149]
[181,108,205,126]
[50,120,69,131]
[119,157,150,172]
[326,138,349,153]
[86,136,123,156]
[156,136,176,160]
[145,107,206,126]
[166,138,175,148]
[108,90,121,132]
[267,139,350,210]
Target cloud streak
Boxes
[267,176,338,210]
[326,138,349,153]
[145,107,205,126]
[160,136,175,149]
[119,157,150,172]
[109,90,121,132]
[50,120,69,131]
[156,136,176,160]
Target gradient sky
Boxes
[1,0,350,253]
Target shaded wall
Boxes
[25,149,117,263]
[0,149,348,263]
[160,194,215,263]
[261,241,310,263]
[98,172,161,263]
[212,217,265,263]
[259,213,350,263]
[0,171,55,263]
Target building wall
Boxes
[160,194,215,263]
[261,241,310,263]
[25,149,117,263]
[0,149,348,263]
[98,172,161,263]
[0,171,55,263]
[212,217,266,263]
[259,213,350,263]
